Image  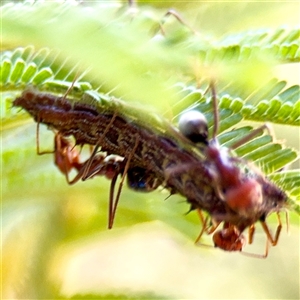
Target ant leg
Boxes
[261,239,270,259]
[49,72,82,180]
[108,173,120,229]
[194,209,221,244]
[76,154,124,228]
[81,112,118,181]
[230,124,273,150]
[194,210,209,244]
[208,80,274,150]
[66,152,109,185]
[54,132,69,179]
[209,81,219,140]
[241,214,283,259]
[260,212,282,246]
[36,115,54,155]
[240,249,268,259]
[257,213,282,258]
[108,136,140,229]
[285,210,290,234]
[248,224,256,245]
[208,81,274,151]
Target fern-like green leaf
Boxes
[213,28,300,63]
[174,82,300,126]
[2,1,300,299]
[2,45,299,209]
[270,170,300,213]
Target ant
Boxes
[178,82,286,257]
[31,76,159,228]
[36,128,160,229]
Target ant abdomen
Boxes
[127,167,161,192]
[178,110,208,144]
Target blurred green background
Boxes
[1,1,299,299]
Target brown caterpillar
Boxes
[13,86,287,257]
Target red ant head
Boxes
[213,225,246,252]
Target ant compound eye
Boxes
[178,110,208,144]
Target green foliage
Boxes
[196,27,300,63]
[1,1,300,299]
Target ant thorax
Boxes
[204,140,264,217]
